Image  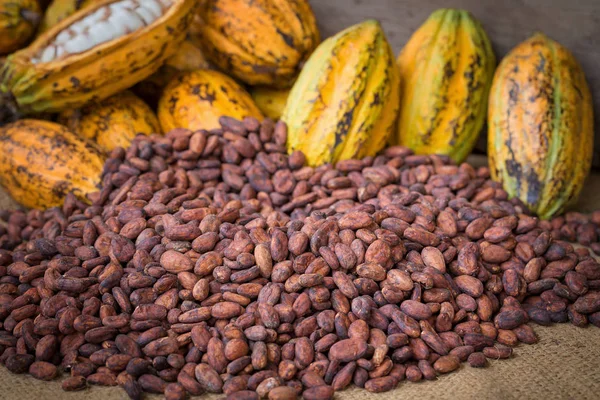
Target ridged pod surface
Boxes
[157,69,264,132]
[251,87,289,120]
[194,0,319,88]
[0,0,41,54]
[488,33,593,219]
[0,0,197,115]
[58,90,160,152]
[396,8,495,163]
[0,119,104,209]
[283,19,400,167]
[37,0,94,33]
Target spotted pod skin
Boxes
[58,90,161,152]
[488,33,594,220]
[0,0,41,54]
[37,0,94,34]
[0,119,104,209]
[251,87,289,120]
[157,69,264,132]
[194,0,320,88]
[283,19,400,167]
[396,9,495,163]
[0,0,197,115]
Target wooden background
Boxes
[309,0,600,166]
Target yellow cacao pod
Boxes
[163,36,211,73]
[251,87,289,121]
[0,119,104,209]
[0,0,197,116]
[58,90,160,152]
[37,0,95,34]
[133,36,212,108]
[0,0,41,54]
[488,33,593,220]
[396,9,495,163]
[158,69,264,132]
[194,0,319,88]
[283,20,400,167]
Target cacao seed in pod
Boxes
[283,19,400,167]
[193,0,320,88]
[396,8,495,163]
[158,69,264,132]
[0,0,197,117]
[0,0,41,54]
[0,119,104,209]
[488,32,593,220]
[251,87,289,121]
[58,90,161,152]
[37,0,94,34]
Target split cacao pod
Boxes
[0,0,41,54]
[251,87,289,120]
[194,0,320,88]
[0,0,197,116]
[0,119,104,209]
[396,8,495,163]
[58,90,161,152]
[488,33,593,219]
[283,19,400,167]
[158,69,264,132]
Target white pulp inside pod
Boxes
[31,0,174,64]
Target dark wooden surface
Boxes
[309,0,600,166]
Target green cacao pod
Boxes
[396,8,495,163]
[283,20,400,167]
[488,33,593,219]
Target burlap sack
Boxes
[0,156,599,399]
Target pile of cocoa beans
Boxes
[0,117,598,400]
[546,211,600,255]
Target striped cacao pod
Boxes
[0,0,41,54]
[488,33,594,219]
[396,8,495,163]
[157,69,264,132]
[283,19,400,167]
[58,90,161,152]
[194,0,320,88]
[0,0,197,116]
[0,119,104,209]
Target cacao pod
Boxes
[37,0,95,34]
[0,119,104,209]
[133,35,212,109]
[488,33,593,219]
[0,0,197,116]
[0,0,41,54]
[58,90,160,152]
[193,0,319,88]
[283,19,400,167]
[251,87,289,120]
[396,8,495,163]
[158,69,264,132]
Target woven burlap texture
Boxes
[0,156,598,399]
